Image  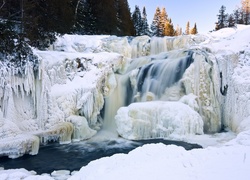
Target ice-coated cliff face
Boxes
[0,47,127,158]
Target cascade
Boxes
[129,50,194,102]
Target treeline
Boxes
[0,0,134,49]
[132,6,198,37]
[215,0,250,30]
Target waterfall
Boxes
[102,47,222,138]
[102,50,196,135]
[102,74,129,132]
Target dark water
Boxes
[0,138,202,174]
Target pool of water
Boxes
[0,138,202,174]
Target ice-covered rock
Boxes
[115,101,203,140]
[66,115,96,141]
[181,49,221,133]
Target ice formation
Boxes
[115,101,203,140]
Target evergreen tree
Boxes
[227,14,236,27]
[234,8,243,24]
[216,5,227,30]
[190,23,198,34]
[185,21,190,34]
[151,7,162,36]
[132,5,143,36]
[141,6,150,36]
[160,7,168,36]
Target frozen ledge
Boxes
[0,135,39,159]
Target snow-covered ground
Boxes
[1,25,250,179]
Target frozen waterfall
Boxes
[1,32,247,158]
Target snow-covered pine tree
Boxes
[132,5,143,36]
[216,5,227,30]
[141,6,151,36]
[227,14,236,27]
[151,7,162,36]
[234,8,244,24]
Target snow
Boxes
[69,139,250,180]
[1,25,250,179]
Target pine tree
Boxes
[227,14,235,27]
[160,7,168,36]
[151,7,162,36]
[190,23,198,34]
[185,21,190,34]
[216,5,227,30]
[234,8,240,24]
[132,5,143,36]
[141,6,150,36]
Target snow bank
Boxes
[69,135,250,180]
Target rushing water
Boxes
[0,138,201,174]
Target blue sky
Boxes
[127,0,241,33]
